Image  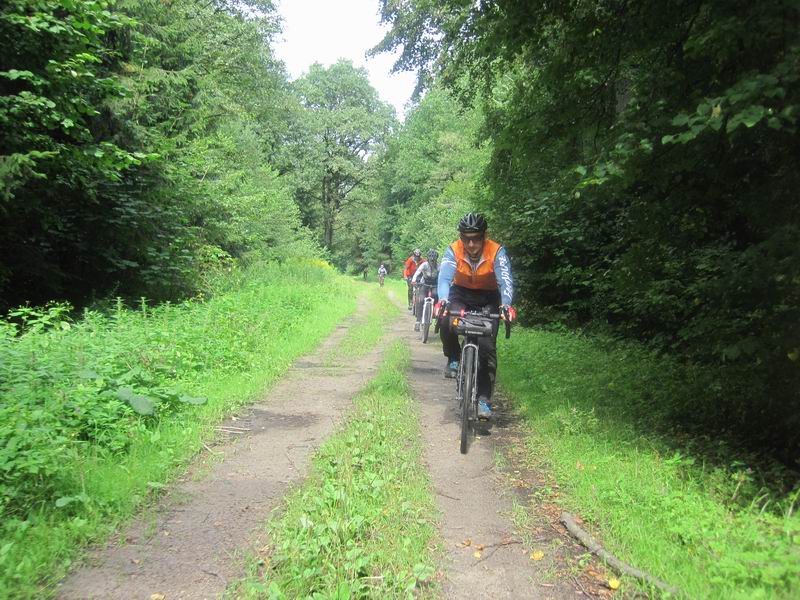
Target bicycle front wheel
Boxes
[460,345,476,454]
[422,302,432,343]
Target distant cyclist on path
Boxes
[377,263,388,286]
[411,249,440,331]
[435,213,517,419]
[403,249,423,310]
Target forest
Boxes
[1,0,798,597]
[4,0,796,459]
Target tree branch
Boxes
[560,512,681,597]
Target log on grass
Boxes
[560,511,681,597]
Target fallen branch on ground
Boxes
[202,442,222,456]
[560,512,681,597]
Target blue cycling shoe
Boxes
[444,360,458,379]
[477,397,493,419]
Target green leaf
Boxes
[116,386,155,415]
[178,395,207,405]
[671,113,690,126]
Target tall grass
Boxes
[0,260,357,599]
[498,328,800,599]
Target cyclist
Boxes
[435,213,517,419]
[377,263,388,286]
[403,249,423,310]
[411,249,440,331]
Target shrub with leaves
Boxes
[0,261,347,519]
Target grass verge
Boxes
[0,260,358,599]
[227,342,440,599]
[498,328,800,599]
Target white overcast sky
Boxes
[272,0,418,119]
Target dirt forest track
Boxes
[57,288,590,599]
[56,297,379,600]
[388,290,579,599]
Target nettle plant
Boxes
[0,303,206,516]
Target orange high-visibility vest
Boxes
[450,239,501,290]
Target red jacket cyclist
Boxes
[403,249,423,310]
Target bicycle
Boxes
[418,285,436,343]
[436,307,511,454]
[378,273,385,287]
[410,281,421,319]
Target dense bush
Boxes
[0,261,349,519]
[0,0,315,310]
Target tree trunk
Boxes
[322,175,334,249]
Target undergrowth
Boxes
[0,259,357,599]
[228,342,440,599]
[498,328,800,599]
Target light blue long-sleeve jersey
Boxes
[437,244,514,305]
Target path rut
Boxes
[393,299,579,599]
[57,298,385,600]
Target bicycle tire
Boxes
[422,302,432,343]
[460,345,476,454]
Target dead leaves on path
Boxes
[458,536,522,562]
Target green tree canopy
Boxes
[286,60,395,250]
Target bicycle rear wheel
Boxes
[460,345,476,454]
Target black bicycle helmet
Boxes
[458,212,487,234]
[427,249,438,261]
[413,248,421,257]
